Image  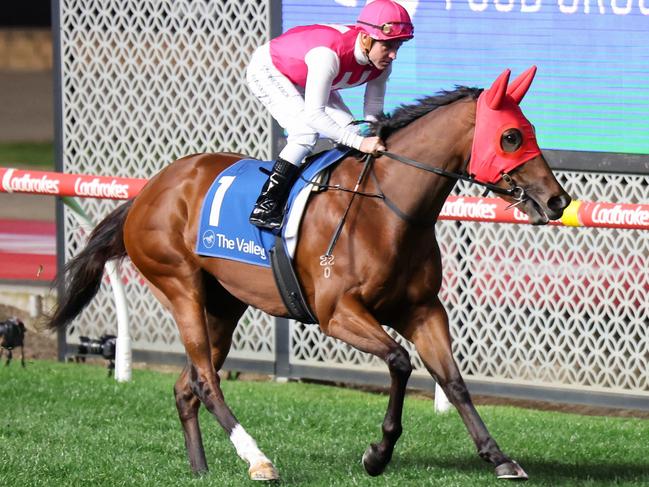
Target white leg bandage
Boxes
[230,424,270,466]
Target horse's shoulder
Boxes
[328,151,364,180]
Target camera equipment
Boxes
[0,317,26,367]
[76,334,117,374]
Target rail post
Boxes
[62,197,132,382]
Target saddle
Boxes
[196,147,354,323]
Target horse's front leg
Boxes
[322,294,412,476]
[401,298,528,480]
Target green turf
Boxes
[1,361,647,486]
[0,142,54,169]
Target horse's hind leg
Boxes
[157,271,277,480]
[173,276,241,474]
[174,364,208,473]
[323,294,412,476]
[401,298,527,480]
[203,275,280,481]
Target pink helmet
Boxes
[356,0,414,41]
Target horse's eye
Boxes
[501,129,523,153]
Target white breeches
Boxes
[246,44,357,166]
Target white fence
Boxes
[56,0,277,361]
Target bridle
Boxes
[319,150,529,255]
[367,150,528,226]
[377,150,526,200]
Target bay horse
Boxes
[48,67,571,481]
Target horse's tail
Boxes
[46,201,133,332]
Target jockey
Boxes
[246,0,414,230]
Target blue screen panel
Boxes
[282,1,649,155]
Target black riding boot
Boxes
[249,158,301,230]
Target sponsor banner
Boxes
[579,201,649,230]
[2,167,649,230]
[439,196,649,230]
[439,196,530,224]
[0,167,147,200]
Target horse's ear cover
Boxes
[484,68,510,110]
[506,65,537,104]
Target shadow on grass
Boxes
[165,447,649,486]
[393,452,649,484]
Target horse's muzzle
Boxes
[545,192,572,221]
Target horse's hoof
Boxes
[495,460,528,480]
[248,460,279,481]
[362,443,388,477]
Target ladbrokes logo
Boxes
[440,198,497,220]
[1,169,60,194]
[591,204,649,227]
[74,177,130,199]
[513,207,529,222]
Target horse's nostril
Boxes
[547,193,571,213]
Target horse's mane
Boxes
[369,86,483,139]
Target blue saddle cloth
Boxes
[196,147,352,267]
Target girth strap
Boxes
[269,235,318,324]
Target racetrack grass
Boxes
[1,362,648,487]
[0,142,54,169]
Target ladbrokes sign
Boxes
[439,196,530,224]
[73,177,131,199]
[2,167,649,229]
[0,168,146,200]
[581,202,649,229]
[1,168,60,194]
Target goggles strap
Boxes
[357,20,412,36]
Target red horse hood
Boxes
[469,66,542,184]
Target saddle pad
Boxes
[196,147,352,267]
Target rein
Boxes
[323,153,375,257]
[313,149,529,253]
[377,150,524,199]
[374,150,529,225]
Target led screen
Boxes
[282,1,649,155]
